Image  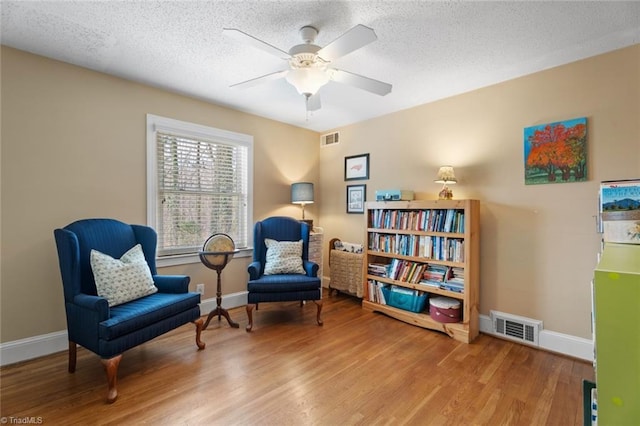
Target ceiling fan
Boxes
[223,24,393,112]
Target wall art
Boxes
[524,117,587,185]
[345,153,369,181]
[346,184,366,214]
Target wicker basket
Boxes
[329,238,364,297]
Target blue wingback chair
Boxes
[54,218,205,403]
[246,216,323,331]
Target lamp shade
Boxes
[434,166,457,184]
[291,182,314,204]
[285,68,329,96]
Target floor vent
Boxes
[321,131,339,147]
[490,310,542,346]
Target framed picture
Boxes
[346,184,366,214]
[524,117,587,185]
[344,153,369,181]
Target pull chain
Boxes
[305,94,310,121]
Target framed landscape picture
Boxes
[346,184,366,214]
[524,117,587,185]
[345,153,369,181]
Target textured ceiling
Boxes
[2,1,639,132]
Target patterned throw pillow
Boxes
[90,244,157,307]
[263,238,305,275]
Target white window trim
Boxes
[146,114,254,267]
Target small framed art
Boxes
[346,184,366,214]
[344,153,369,181]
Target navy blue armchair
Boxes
[246,216,323,331]
[54,218,205,403]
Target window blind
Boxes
[156,132,249,256]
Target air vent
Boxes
[321,131,339,147]
[490,310,542,346]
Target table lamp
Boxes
[291,182,314,227]
[434,166,457,200]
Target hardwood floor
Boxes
[1,293,594,425]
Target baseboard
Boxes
[1,305,593,367]
[200,290,248,312]
[0,292,250,367]
[479,314,594,362]
[322,275,330,288]
[0,330,69,367]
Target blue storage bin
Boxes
[381,286,428,313]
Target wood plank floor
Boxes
[1,293,594,425]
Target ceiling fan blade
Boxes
[230,70,289,89]
[317,24,378,61]
[328,69,392,96]
[306,93,321,111]
[223,28,291,59]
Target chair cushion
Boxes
[263,238,305,275]
[99,292,200,341]
[90,244,157,307]
[248,274,320,293]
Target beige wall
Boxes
[2,44,638,345]
[319,45,640,339]
[0,46,319,342]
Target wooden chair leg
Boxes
[68,341,77,373]
[313,300,323,326]
[246,304,255,332]
[101,354,122,404]
[193,318,205,350]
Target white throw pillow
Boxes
[90,244,157,307]
[263,238,305,275]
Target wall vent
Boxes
[321,131,339,147]
[490,310,542,346]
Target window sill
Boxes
[156,247,253,268]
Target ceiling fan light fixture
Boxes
[286,67,330,96]
[225,23,393,110]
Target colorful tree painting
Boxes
[524,117,587,185]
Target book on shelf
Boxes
[367,280,388,304]
[420,280,442,288]
[376,283,387,304]
[368,262,389,277]
[448,266,465,284]
[422,264,448,282]
[369,232,465,262]
[441,283,464,293]
[386,259,428,283]
[418,264,467,291]
[369,208,465,233]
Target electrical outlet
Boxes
[196,283,205,295]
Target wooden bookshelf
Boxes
[362,199,480,343]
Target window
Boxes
[147,114,253,265]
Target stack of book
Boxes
[441,267,464,293]
[368,263,389,277]
[420,264,449,287]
